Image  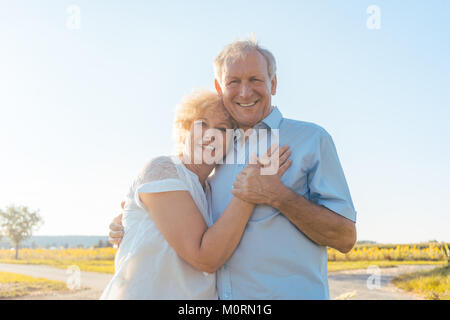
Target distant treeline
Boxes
[0,235,111,249]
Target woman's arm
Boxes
[140,145,291,273]
[140,190,254,273]
[141,148,290,273]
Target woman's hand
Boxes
[232,144,292,205]
[108,201,125,248]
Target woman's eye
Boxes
[218,128,227,132]
[194,121,206,127]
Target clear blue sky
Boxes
[1,1,449,243]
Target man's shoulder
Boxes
[280,118,331,138]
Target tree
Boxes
[0,205,43,259]
[96,240,104,248]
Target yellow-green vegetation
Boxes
[0,248,116,274]
[0,271,68,298]
[0,258,114,274]
[392,265,450,300]
[0,243,448,275]
[328,260,446,272]
[328,243,448,262]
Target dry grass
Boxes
[392,265,450,300]
[0,271,69,298]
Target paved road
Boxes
[0,263,435,300]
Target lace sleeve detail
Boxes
[138,156,180,184]
[134,156,188,209]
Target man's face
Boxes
[215,49,277,130]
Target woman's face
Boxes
[185,104,235,165]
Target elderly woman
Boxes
[100,89,291,299]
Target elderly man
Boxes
[110,38,356,299]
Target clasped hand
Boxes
[232,144,291,205]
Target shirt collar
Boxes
[259,106,283,130]
[233,106,283,142]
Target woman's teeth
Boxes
[203,145,215,151]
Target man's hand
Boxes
[108,201,125,247]
[232,145,291,205]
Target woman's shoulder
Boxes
[145,155,176,168]
[138,155,180,184]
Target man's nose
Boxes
[239,81,253,98]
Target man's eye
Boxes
[217,128,227,132]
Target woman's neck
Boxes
[180,155,215,188]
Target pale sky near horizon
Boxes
[1,1,449,243]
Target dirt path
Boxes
[328,265,435,300]
[0,263,436,300]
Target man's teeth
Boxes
[203,145,215,151]
[238,101,257,107]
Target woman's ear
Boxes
[214,79,223,96]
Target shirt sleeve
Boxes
[307,130,357,222]
[134,156,189,210]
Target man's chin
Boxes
[233,115,260,127]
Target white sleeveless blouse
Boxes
[100,156,217,300]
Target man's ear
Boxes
[214,79,223,96]
[270,74,277,95]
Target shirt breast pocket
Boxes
[282,168,309,198]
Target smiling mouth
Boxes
[197,144,215,151]
[203,145,215,151]
[236,100,259,108]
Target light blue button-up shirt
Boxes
[207,107,356,300]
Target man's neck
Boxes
[238,105,274,132]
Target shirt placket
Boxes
[218,132,250,300]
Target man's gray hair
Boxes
[213,35,277,84]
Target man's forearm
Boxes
[269,184,356,253]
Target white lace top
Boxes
[100,156,217,300]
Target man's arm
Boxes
[233,167,356,253]
[270,183,356,253]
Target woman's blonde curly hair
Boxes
[173,89,237,156]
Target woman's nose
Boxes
[203,133,214,143]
